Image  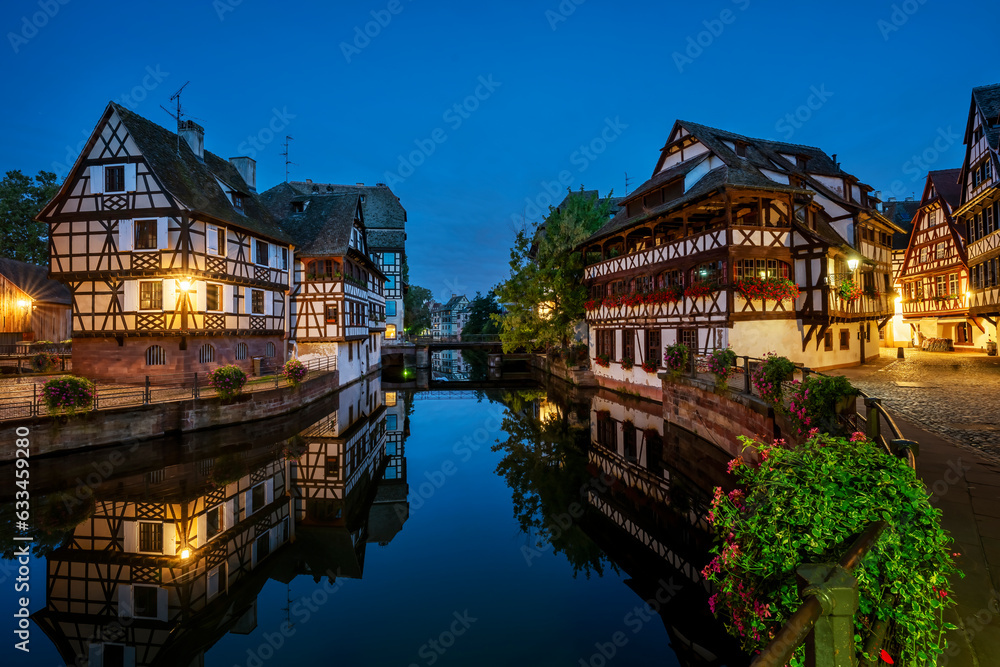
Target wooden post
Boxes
[864,397,881,443]
[743,356,751,394]
[145,376,151,405]
[193,372,199,400]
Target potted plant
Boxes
[663,343,690,379]
[706,348,737,391]
[749,353,796,407]
[282,358,308,387]
[641,360,658,373]
[30,351,60,373]
[787,374,859,437]
[684,282,716,298]
[620,355,634,371]
[838,279,863,302]
[41,376,95,415]
[207,364,248,401]
[594,353,610,368]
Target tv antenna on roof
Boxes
[280,136,295,182]
[624,171,632,196]
[160,81,191,155]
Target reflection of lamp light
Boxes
[847,258,859,272]
[180,548,191,559]
[178,279,192,292]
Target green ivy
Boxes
[704,433,960,665]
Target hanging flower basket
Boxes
[684,282,716,298]
[620,356,634,371]
[641,360,658,373]
[838,279,863,302]
[663,343,690,379]
[594,354,610,368]
[706,348,737,391]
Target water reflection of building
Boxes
[431,349,471,379]
[30,380,409,667]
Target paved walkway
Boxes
[829,350,1000,664]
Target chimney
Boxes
[356,182,364,186]
[229,157,256,192]
[306,178,312,184]
[178,120,204,160]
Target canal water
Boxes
[1,374,749,666]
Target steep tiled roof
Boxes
[0,258,71,304]
[259,182,362,258]
[928,168,963,210]
[881,199,921,249]
[110,103,292,244]
[972,83,1000,150]
[287,182,406,231]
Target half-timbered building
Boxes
[954,83,1000,346]
[580,120,901,397]
[0,257,72,342]
[261,183,386,384]
[286,181,407,342]
[38,103,294,380]
[897,170,982,348]
[878,198,922,348]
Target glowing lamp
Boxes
[180,548,191,559]
[16,299,31,309]
[178,279,192,292]
[847,258,859,272]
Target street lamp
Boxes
[847,258,859,272]
[180,548,191,559]
[178,279,192,292]
[16,299,31,309]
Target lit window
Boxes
[138,522,163,553]
[385,324,397,340]
[206,284,222,312]
[251,290,264,314]
[139,281,162,310]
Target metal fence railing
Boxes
[0,355,337,420]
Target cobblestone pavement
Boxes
[830,348,1000,463]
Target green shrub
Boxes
[207,365,248,401]
[41,376,95,415]
[704,434,959,665]
[30,351,60,373]
[282,358,307,386]
[788,374,859,437]
[750,353,796,407]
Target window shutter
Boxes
[265,479,274,504]
[123,281,138,313]
[118,219,133,252]
[162,522,176,556]
[122,520,137,552]
[249,240,254,264]
[124,647,136,667]
[207,225,218,253]
[269,527,277,553]
[89,165,104,194]
[125,163,137,192]
[118,584,134,618]
[196,514,207,547]
[196,282,207,312]
[243,288,252,314]
[88,644,103,667]
[245,489,253,516]
[156,588,168,622]
[207,567,220,598]
[264,290,272,316]
[270,244,277,268]
[156,218,169,250]
[162,280,176,311]
[223,284,234,315]
[224,499,235,529]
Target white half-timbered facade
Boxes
[954,83,1000,346]
[897,170,984,348]
[261,183,386,385]
[581,120,901,396]
[38,103,294,380]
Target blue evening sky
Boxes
[2,0,998,301]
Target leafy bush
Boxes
[663,343,689,378]
[750,353,796,407]
[282,358,308,386]
[704,434,959,665]
[30,351,60,373]
[706,348,737,390]
[207,365,248,401]
[620,356,634,371]
[788,374,858,437]
[41,376,95,415]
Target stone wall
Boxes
[660,374,774,459]
[73,335,286,382]
[0,369,343,461]
[530,354,599,387]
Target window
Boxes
[292,201,304,213]
[235,343,249,360]
[251,483,266,513]
[935,275,946,297]
[735,142,747,157]
[596,329,615,358]
[325,304,338,324]
[255,532,271,562]
[840,329,850,350]
[385,391,397,407]
[138,522,163,553]
[734,258,789,280]
[139,281,162,310]
[232,193,244,210]
[206,284,222,312]
[100,644,127,667]
[950,273,959,295]
[132,585,159,619]
[596,413,616,449]
[385,275,396,290]
[265,342,275,357]
[205,505,223,541]
[623,422,637,461]
[622,332,635,361]
[348,341,353,361]
[281,247,288,270]
[207,564,226,599]
[383,252,396,265]
[105,165,125,193]
[387,414,398,430]
[255,240,269,266]
[386,301,396,317]
[680,328,698,351]
[385,324,397,339]
[325,456,341,478]
[645,330,660,367]
[217,226,226,256]
[824,330,833,351]
[135,219,158,250]
[198,344,215,364]
[145,345,165,366]
[251,289,264,314]
[957,323,971,344]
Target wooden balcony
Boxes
[902,297,967,318]
[585,290,728,323]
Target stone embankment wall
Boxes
[530,354,599,387]
[0,370,341,460]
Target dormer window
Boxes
[735,142,747,158]
[105,166,125,193]
[974,126,985,143]
[796,155,809,169]
[232,193,244,211]
[291,201,304,213]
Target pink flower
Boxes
[850,431,868,442]
[727,457,744,473]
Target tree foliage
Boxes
[493,189,613,351]
[461,290,502,337]
[0,170,58,264]
[401,254,432,335]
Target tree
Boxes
[461,290,502,338]
[401,254,433,335]
[0,170,58,264]
[493,189,613,351]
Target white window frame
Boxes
[137,280,164,312]
[136,521,163,554]
[206,283,224,313]
[133,218,160,253]
[251,289,265,315]
[254,240,270,267]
